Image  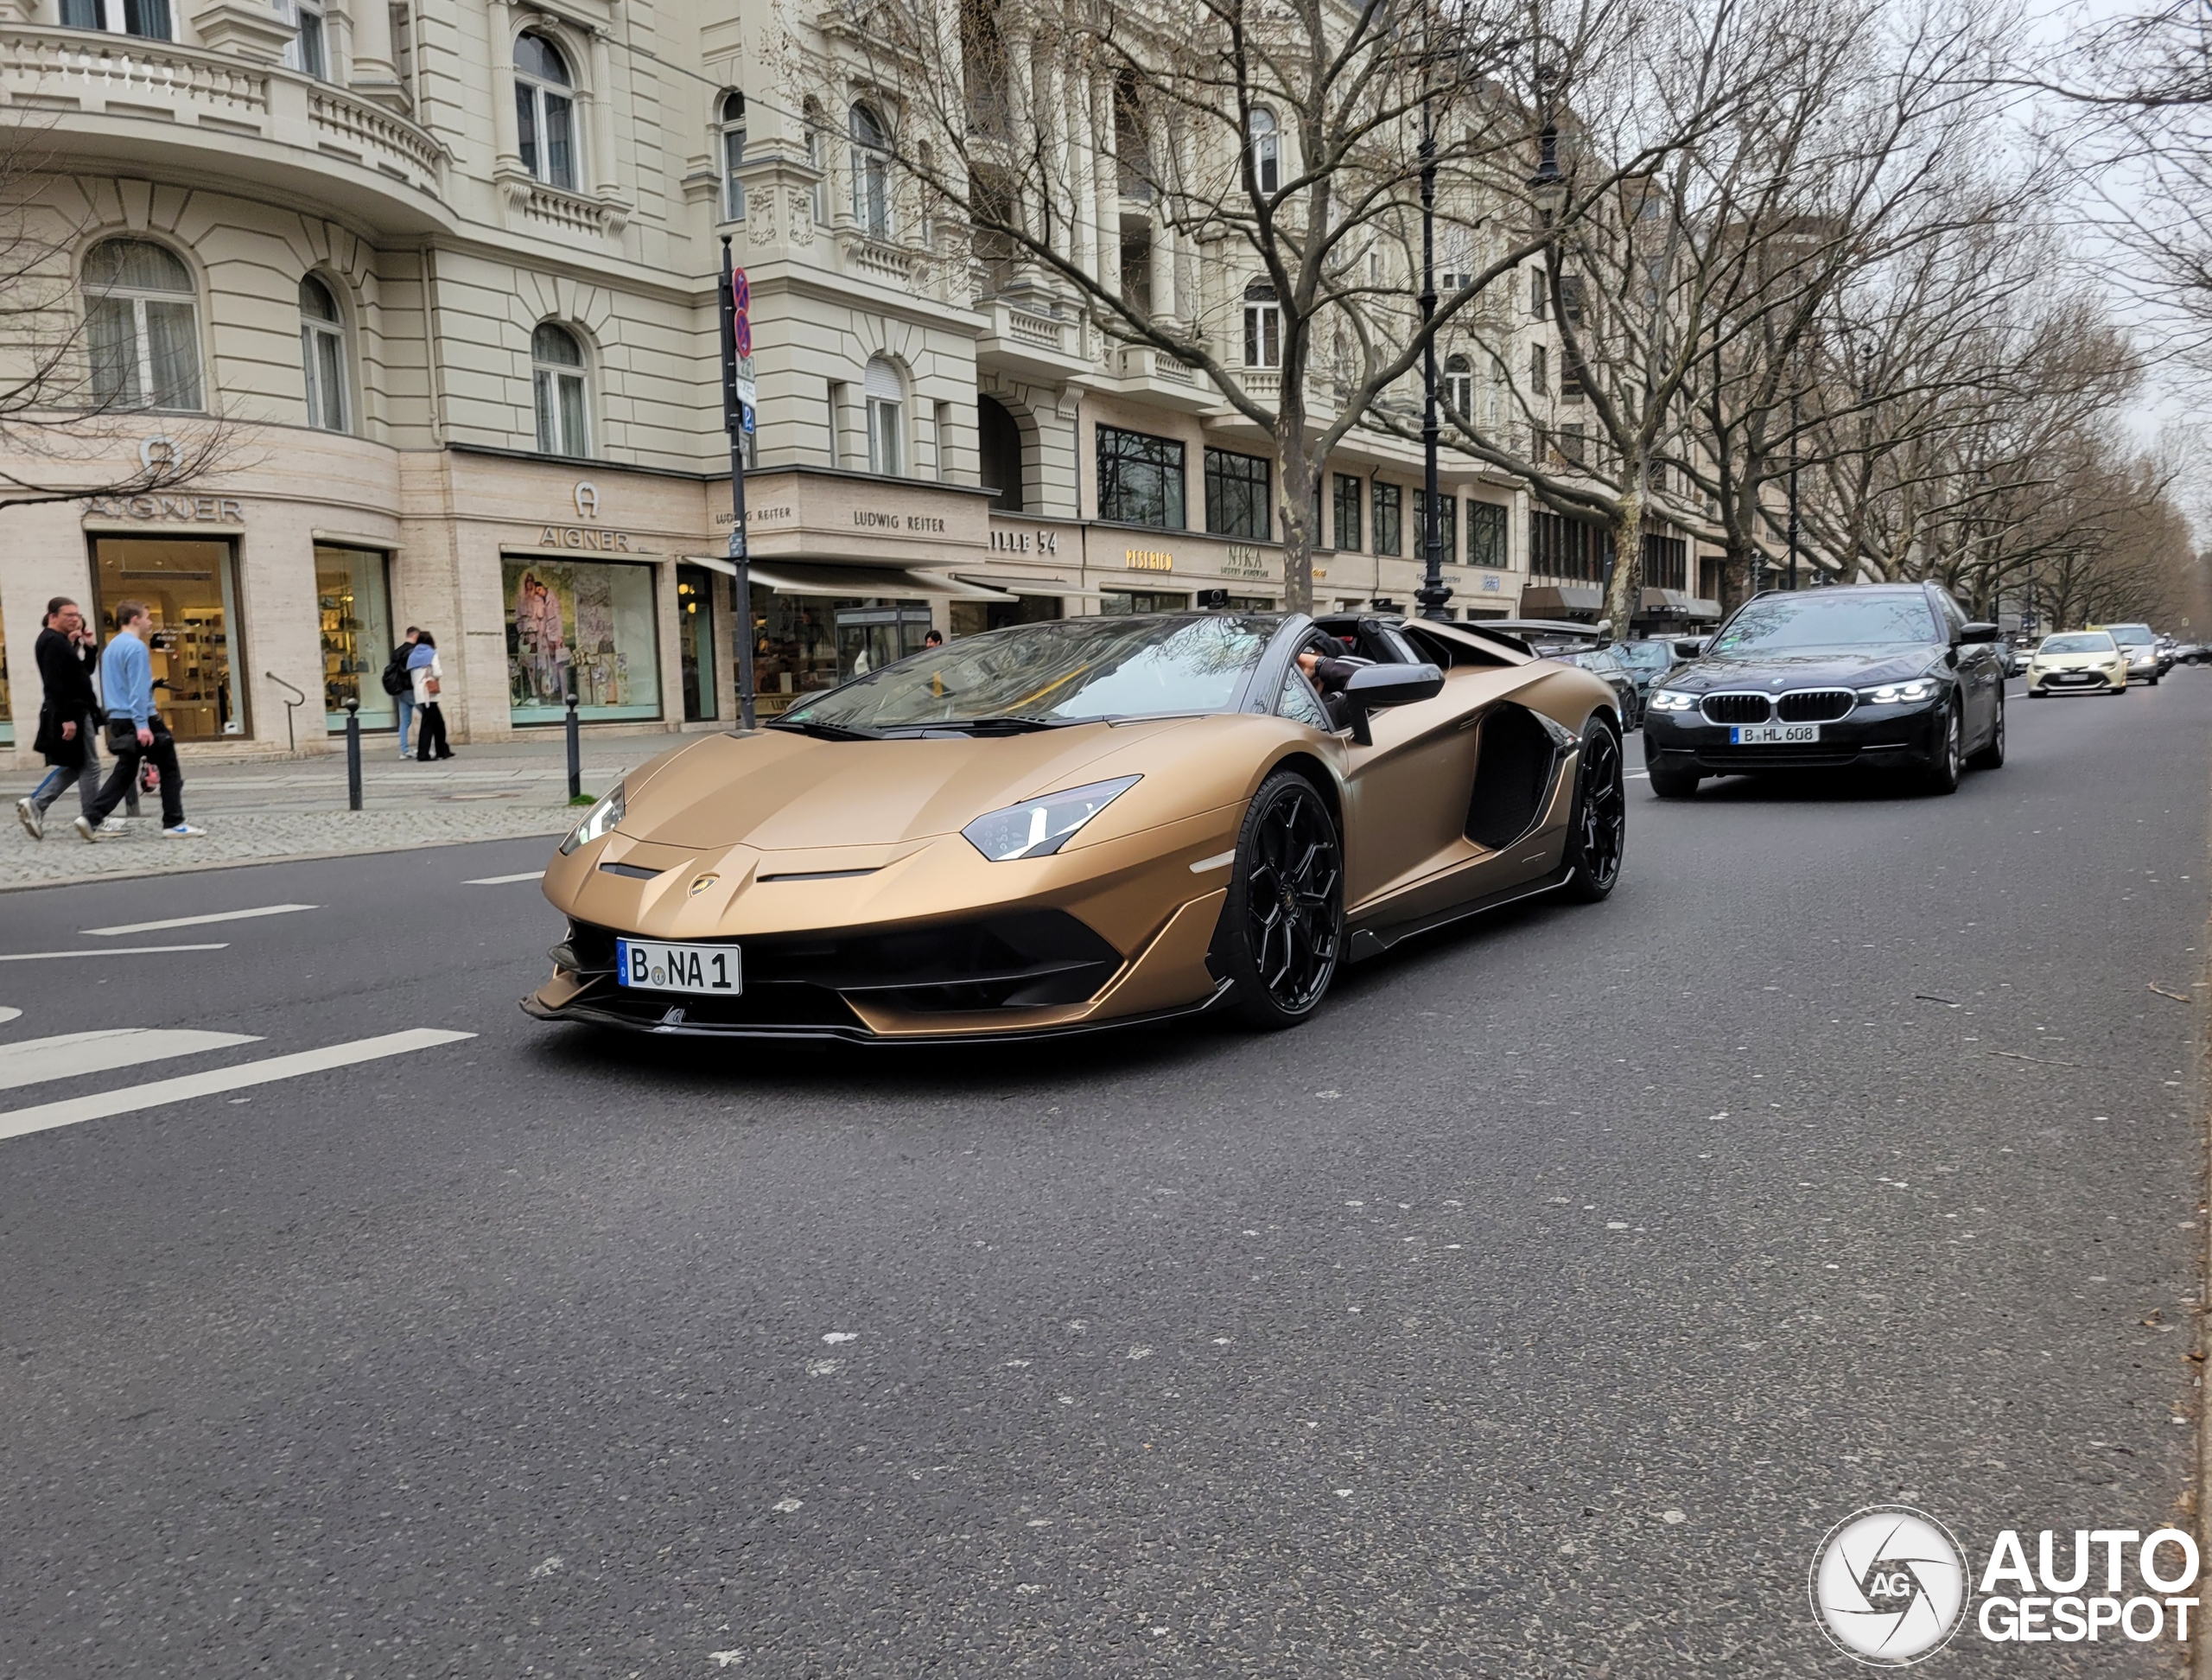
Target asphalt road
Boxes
[2,675,2206,1678]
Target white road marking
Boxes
[0,944,228,962]
[0,1028,261,1091]
[1188,850,1236,874]
[0,1008,19,1026]
[465,870,546,885]
[0,1028,476,1142]
[82,903,319,937]
[1627,771,1649,780]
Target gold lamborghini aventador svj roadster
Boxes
[524,611,1625,1041]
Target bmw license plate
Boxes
[1730,723,1821,745]
[615,938,742,996]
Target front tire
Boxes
[1561,718,1626,901]
[1648,761,1700,799]
[1919,700,1962,795]
[1220,771,1344,1030]
[1967,695,2005,769]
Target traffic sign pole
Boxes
[720,236,757,733]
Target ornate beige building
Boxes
[0,0,1538,761]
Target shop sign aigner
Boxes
[531,481,653,553]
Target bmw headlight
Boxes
[1649,689,1699,712]
[559,784,625,855]
[963,776,1141,862]
[1858,678,1936,704]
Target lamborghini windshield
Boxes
[778,614,1284,735]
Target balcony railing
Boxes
[308,86,443,192]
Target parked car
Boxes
[2024,630,2130,697]
[2155,635,2179,675]
[2091,622,2164,685]
[1478,617,1612,657]
[1609,637,1685,706]
[1642,582,2006,798]
[1558,645,1646,729]
[2001,642,2034,678]
[2173,642,2209,666]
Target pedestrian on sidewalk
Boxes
[410,631,454,761]
[16,596,103,840]
[384,626,421,759]
[76,602,202,841]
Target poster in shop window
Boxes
[502,558,662,724]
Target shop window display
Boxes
[745,589,934,714]
[504,557,660,724]
[1101,589,1191,614]
[948,594,1062,638]
[92,537,244,739]
[316,545,394,731]
[677,564,718,722]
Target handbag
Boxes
[104,716,140,754]
[424,674,442,697]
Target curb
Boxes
[0,823,568,894]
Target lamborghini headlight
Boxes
[963,776,1141,862]
[1858,678,1936,704]
[559,784,625,855]
[1649,690,1699,712]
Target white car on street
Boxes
[2024,631,2129,697]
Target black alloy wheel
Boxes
[1222,770,1344,1029]
[1967,692,2005,770]
[1561,717,1626,901]
[1920,699,1962,795]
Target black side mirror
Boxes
[1960,621,2000,644]
[1673,638,1705,659]
[1342,661,1444,745]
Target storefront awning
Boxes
[683,558,1018,601]
[1521,583,1604,617]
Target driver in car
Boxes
[1297,647,1364,693]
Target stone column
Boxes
[346,0,404,109]
[487,0,524,181]
[585,28,621,200]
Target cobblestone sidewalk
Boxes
[0,737,661,889]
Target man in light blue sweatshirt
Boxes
[77,601,201,840]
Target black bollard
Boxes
[345,697,362,811]
[565,692,582,802]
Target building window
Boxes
[92,537,244,738]
[1332,472,1362,553]
[804,99,829,224]
[1249,107,1279,194]
[1413,489,1458,564]
[316,544,393,729]
[514,32,577,190]
[284,0,329,79]
[1243,280,1281,368]
[719,91,747,221]
[1531,511,1609,582]
[1467,500,1506,570]
[60,0,169,38]
[1101,589,1191,614]
[1096,424,1185,527]
[1373,481,1402,556]
[979,394,1024,512]
[1444,353,1473,417]
[677,563,718,721]
[82,239,202,413]
[298,275,348,432]
[505,559,661,722]
[1530,267,1547,319]
[850,102,890,239]
[1530,342,1548,396]
[1641,531,1688,589]
[531,322,588,456]
[863,356,902,475]
[1205,448,1271,540]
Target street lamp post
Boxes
[1787,387,1799,592]
[1414,90,1451,622]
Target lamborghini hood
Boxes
[616,719,1194,851]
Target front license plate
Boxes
[1730,723,1821,744]
[616,938,742,995]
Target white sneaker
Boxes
[73,815,100,843]
[16,797,41,841]
[161,823,206,838]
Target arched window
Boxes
[532,322,589,456]
[299,275,347,432]
[1249,108,1279,195]
[1242,279,1281,369]
[849,102,889,239]
[59,0,168,41]
[1444,353,1472,419]
[83,239,201,412]
[863,356,901,475]
[514,32,577,190]
[719,91,747,222]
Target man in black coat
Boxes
[17,596,104,841]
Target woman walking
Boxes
[409,631,454,761]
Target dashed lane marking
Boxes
[0,1028,261,1091]
[465,871,546,885]
[0,944,228,962]
[0,1028,476,1142]
[82,904,319,937]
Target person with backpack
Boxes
[384,627,419,758]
